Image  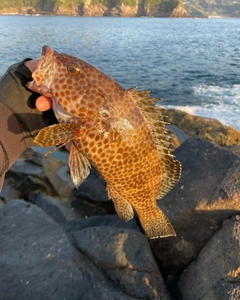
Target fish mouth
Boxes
[27,45,56,96]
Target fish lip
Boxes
[26,80,52,96]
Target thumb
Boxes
[36,95,52,111]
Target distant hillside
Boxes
[0,0,239,16]
[0,0,190,17]
[184,0,240,17]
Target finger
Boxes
[24,59,39,73]
[36,95,52,111]
[65,142,72,152]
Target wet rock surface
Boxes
[1,135,240,299]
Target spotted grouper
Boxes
[27,45,181,239]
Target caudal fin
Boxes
[138,206,176,239]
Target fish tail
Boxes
[138,206,176,239]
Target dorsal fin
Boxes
[129,87,181,199]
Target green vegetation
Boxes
[0,0,35,9]
[0,0,179,10]
[90,0,135,7]
[145,0,179,11]
[122,0,136,7]
[43,0,84,9]
[0,0,83,10]
[186,0,240,17]
[1,0,240,16]
[90,0,119,8]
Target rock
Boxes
[2,134,240,298]
[42,154,74,199]
[0,178,20,202]
[65,213,142,233]
[0,200,152,300]
[5,148,75,200]
[151,138,240,278]
[167,124,190,148]
[170,5,191,17]
[178,215,240,300]
[3,148,111,219]
[28,193,84,225]
[72,166,108,203]
[0,8,19,15]
[83,3,108,16]
[148,2,191,17]
[0,1,192,17]
[0,198,4,208]
[70,225,170,299]
[71,166,116,216]
[166,109,240,155]
[229,144,240,156]
[5,149,57,197]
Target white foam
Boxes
[163,84,240,131]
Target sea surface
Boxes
[0,15,240,130]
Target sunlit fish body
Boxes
[27,46,181,239]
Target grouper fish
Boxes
[27,46,181,239]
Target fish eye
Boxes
[67,62,81,76]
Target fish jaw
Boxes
[26,46,56,97]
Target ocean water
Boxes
[0,15,240,129]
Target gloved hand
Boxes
[0,59,56,147]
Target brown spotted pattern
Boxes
[28,46,181,239]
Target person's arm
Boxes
[0,60,56,191]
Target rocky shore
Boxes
[166,109,240,155]
[0,3,191,18]
[0,111,240,300]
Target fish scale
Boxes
[27,45,181,239]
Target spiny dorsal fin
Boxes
[129,87,181,199]
[129,87,172,154]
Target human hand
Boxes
[24,60,52,112]
[24,59,71,151]
[0,59,57,147]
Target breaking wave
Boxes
[164,84,240,130]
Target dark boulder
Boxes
[178,215,240,300]
[0,200,170,300]
[152,138,240,278]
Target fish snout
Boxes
[42,45,55,58]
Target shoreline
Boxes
[0,13,236,18]
[165,109,240,156]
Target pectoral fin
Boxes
[34,123,80,147]
[69,142,91,189]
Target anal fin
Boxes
[108,187,134,222]
[69,142,91,189]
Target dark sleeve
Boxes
[0,60,56,191]
[0,103,27,191]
